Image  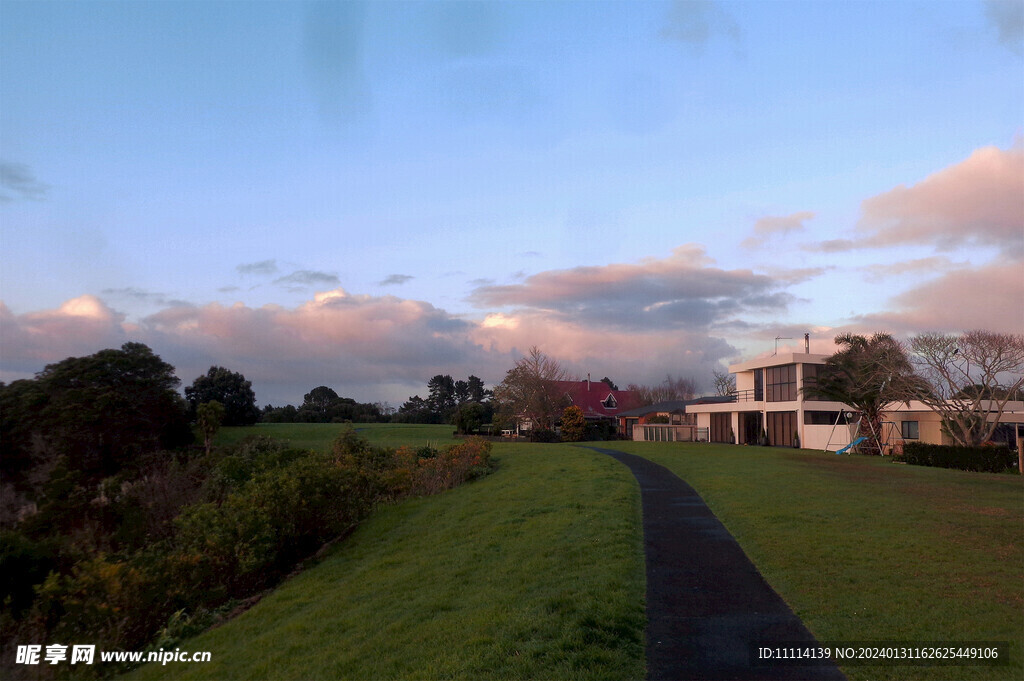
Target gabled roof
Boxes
[555,380,639,419]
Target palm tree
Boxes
[803,333,914,455]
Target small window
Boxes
[901,421,919,440]
[603,395,617,408]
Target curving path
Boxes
[587,447,846,681]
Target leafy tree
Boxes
[185,366,260,426]
[394,395,438,424]
[803,332,915,455]
[302,386,340,417]
[454,402,486,434]
[261,404,298,423]
[0,379,48,480]
[196,401,225,456]
[560,405,587,442]
[904,330,1024,446]
[493,346,571,431]
[42,343,192,475]
[599,377,619,391]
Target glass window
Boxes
[765,365,797,402]
[901,421,919,440]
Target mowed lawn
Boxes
[132,426,1021,680]
[128,438,646,681]
[612,441,1023,681]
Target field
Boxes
[213,422,460,450]
[129,426,1022,680]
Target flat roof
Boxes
[729,351,830,373]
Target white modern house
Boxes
[686,346,1024,453]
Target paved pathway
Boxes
[587,447,846,681]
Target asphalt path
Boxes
[586,447,846,681]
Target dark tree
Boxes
[0,379,51,479]
[454,401,486,434]
[302,386,340,418]
[454,379,470,405]
[600,377,618,391]
[466,375,488,403]
[31,343,192,476]
[427,374,456,419]
[185,366,260,426]
[395,395,438,424]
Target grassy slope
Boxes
[128,441,645,681]
[613,441,1023,681]
[136,425,1021,680]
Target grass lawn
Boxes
[130,426,1021,681]
[214,422,459,451]
[127,441,646,681]
[612,441,1023,681]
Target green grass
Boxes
[612,441,1023,681]
[127,442,646,681]
[214,422,459,451]
[132,427,1022,680]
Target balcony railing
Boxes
[727,389,761,402]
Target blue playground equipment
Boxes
[835,436,867,455]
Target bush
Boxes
[172,451,376,598]
[529,428,560,443]
[898,442,1016,473]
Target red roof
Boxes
[556,380,639,419]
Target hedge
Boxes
[898,442,1016,473]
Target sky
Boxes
[1,0,1022,408]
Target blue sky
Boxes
[2,0,1022,406]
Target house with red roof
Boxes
[555,377,639,428]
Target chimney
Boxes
[587,373,591,391]
[804,332,810,353]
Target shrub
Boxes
[898,442,1016,473]
[173,451,376,598]
[530,428,560,443]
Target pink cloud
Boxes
[0,296,128,378]
[741,211,816,249]
[852,260,1024,334]
[857,144,1024,256]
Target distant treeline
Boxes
[261,376,497,434]
[261,386,392,423]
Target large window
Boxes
[805,410,846,425]
[901,421,919,440]
[765,364,797,402]
[766,411,797,447]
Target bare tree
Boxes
[905,330,1024,446]
[712,369,736,397]
[493,346,572,431]
[627,374,698,406]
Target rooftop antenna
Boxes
[774,336,792,356]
